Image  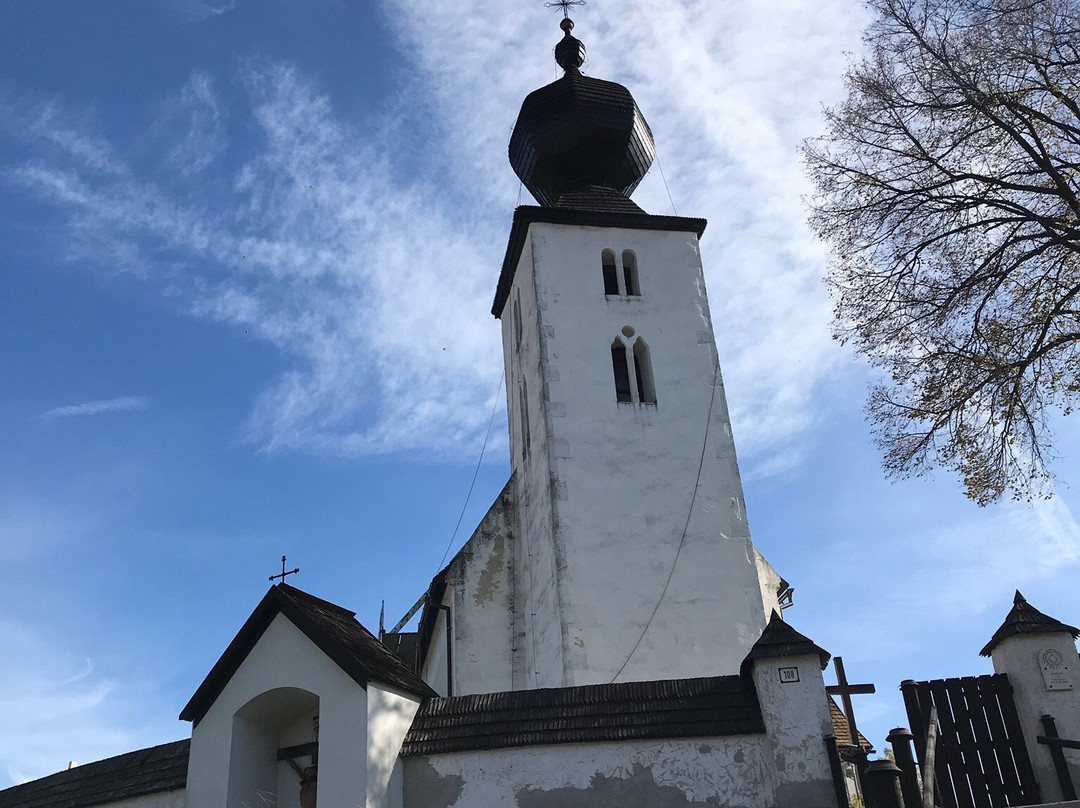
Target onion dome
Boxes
[509,18,655,211]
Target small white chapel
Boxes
[2,13,870,808]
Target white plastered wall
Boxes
[499,221,772,687]
[991,632,1080,802]
[404,735,776,808]
[185,614,368,808]
[367,684,423,808]
[444,482,517,695]
[751,653,839,808]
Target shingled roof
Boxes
[740,612,831,676]
[980,590,1080,657]
[828,696,873,751]
[181,583,436,725]
[0,739,188,808]
[400,675,764,756]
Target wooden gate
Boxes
[901,674,1041,808]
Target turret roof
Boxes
[980,590,1080,657]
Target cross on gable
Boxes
[270,555,300,585]
[826,656,876,751]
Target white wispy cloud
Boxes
[40,397,150,420]
[4,0,868,468]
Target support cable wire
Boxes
[654,149,679,216]
[609,355,720,683]
[436,374,505,572]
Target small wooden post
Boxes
[1039,713,1078,801]
[824,735,851,808]
[922,705,938,808]
[888,727,921,808]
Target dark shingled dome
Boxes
[509,19,655,209]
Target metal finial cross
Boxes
[270,555,300,585]
[544,0,586,18]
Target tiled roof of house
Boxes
[0,740,188,808]
[740,612,831,676]
[981,590,1080,656]
[400,675,765,756]
[828,696,873,751]
[181,583,436,725]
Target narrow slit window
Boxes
[633,338,656,404]
[622,250,639,296]
[611,339,632,402]
[519,380,531,458]
[602,249,620,295]
[513,293,523,350]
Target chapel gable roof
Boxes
[980,590,1080,657]
[0,739,188,808]
[400,675,764,756]
[740,611,831,677]
[180,583,436,725]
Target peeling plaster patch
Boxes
[473,530,506,606]
[404,759,464,808]
[515,763,726,808]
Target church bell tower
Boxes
[495,16,783,689]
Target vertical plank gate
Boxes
[901,674,1041,808]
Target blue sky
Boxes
[3,0,1080,787]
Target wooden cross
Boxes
[826,656,876,750]
[270,555,300,585]
[544,0,586,18]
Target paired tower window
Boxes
[601,249,640,297]
[610,328,656,404]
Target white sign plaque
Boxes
[1039,648,1073,691]
[778,666,800,684]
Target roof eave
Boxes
[492,206,708,318]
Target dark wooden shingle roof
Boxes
[980,590,1080,656]
[0,740,188,808]
[181,583,436,725]
[400,675,764,756]
[740,612,831,676]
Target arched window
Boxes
[632,338,656,404]
[610,331,657,404]
[602,250,619,296]
[610,338,632,402]
[622,250,640,296]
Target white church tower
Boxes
[487,16,784,690]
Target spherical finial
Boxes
[560,17,574,32]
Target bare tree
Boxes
[805,0,1080,504]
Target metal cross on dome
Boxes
[544,0,586,18]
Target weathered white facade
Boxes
[403,643,838,808]
[989,614,1080,802]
